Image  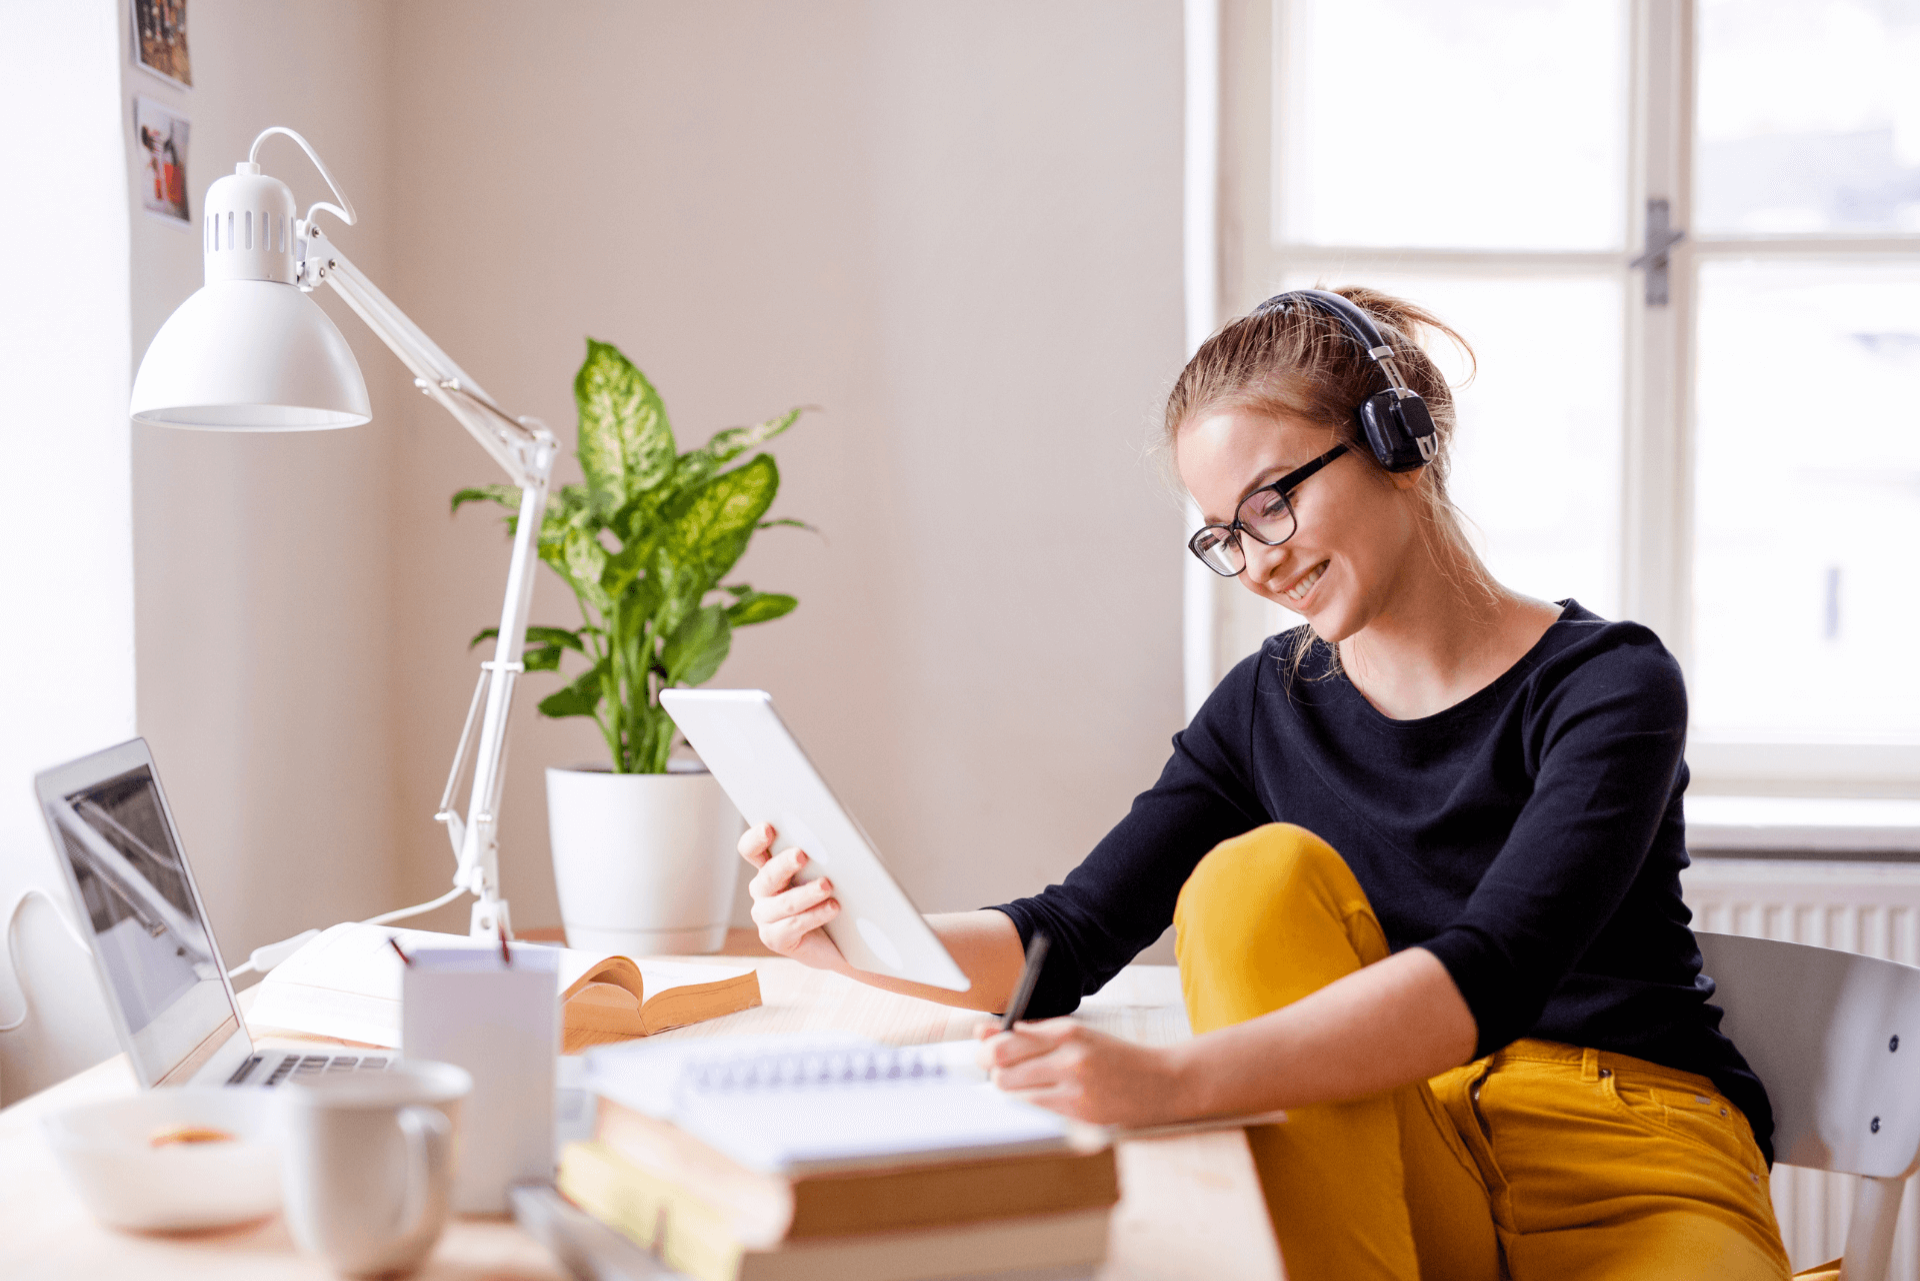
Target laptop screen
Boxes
[48,762,236,1082]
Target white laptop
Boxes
[34,738,386,1088]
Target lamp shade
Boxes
[130,160,370,430]
[129,279,370,430]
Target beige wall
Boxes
[381,1,1189,939]
[130,0,411,968]
[0,0,135,1104]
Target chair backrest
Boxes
[1699,931,1920,1179]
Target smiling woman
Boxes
[733,288,1796,1280]
[1171,289,1496,671]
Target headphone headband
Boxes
[1249,288,1439,472]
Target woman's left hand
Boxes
[976,1018,1191,1128]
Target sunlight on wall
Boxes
[0,0,135,1104]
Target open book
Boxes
[245,923,761,1053]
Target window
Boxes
[1201,0,1920,794]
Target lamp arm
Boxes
[298,227,556,941]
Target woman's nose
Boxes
[1239,539,1288,587]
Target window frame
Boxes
[1193,0,1920,797]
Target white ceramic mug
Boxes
[278,1060,472,1277]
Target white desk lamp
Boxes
[131,127,554,942]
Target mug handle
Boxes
[393,1104,452,1241]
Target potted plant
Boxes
[453,339,807,954]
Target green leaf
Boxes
[629,704,679,775]
[545,484,596,526]
[664,454,781,590]
[674,407,805,492]
[574,340,675,512]
[523,645,566,673]
[725,591,797,626]
[600,538,653,600]
[538,659,608,718]
[660,605,732,688]
[451,484,522,515]
[648,544,700,641]
[562,529,612,611]
[472,625,583,659]
[757,517,816,533]
[525,625,584,652]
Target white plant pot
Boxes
[545,766,744,956]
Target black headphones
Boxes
[1251,289,1439,473]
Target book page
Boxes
[635,957,756,997]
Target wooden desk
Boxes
[0,952,1284,1281]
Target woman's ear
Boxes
[1389,465,1427,492]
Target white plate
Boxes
[43,1088,282,1232]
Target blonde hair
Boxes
[1165,286,1497,670]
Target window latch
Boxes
[1629,198,1687,306]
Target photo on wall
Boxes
[132,0,191,88]
[135,98,190,224]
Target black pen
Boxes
[999,932,1051,1032]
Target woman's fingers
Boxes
[747,845,809,900]
[977,1019,1077,1074]
[980,1026,1180,1127]
[992,1045,1084,1094]
[744,844,836,957]
[729,828,847,968]
[763,895,840,954]
[749,875,836,927]
[737,822,777,867]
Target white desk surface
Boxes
[0,953,1284,1281]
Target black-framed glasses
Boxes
[1187,444,1349,577]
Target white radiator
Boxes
[1683,858,1920,1278]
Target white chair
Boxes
[1699,932,1920,1281]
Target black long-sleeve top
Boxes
[991,601,1772,1162]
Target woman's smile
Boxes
[1278,559,1328,605]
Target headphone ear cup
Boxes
[1357,391,1439,473]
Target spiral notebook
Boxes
[585,1034,1079,1175]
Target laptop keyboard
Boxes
[225,1052,392,1087]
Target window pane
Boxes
[1692,260,1920,739]
[1276,0,1628,250]
[1276,273,1624,619]
[1697,0,1920,235]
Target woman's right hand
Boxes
[738,823,847,971]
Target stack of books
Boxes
[558,1035,1122,1281]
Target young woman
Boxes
[737,288,1790,1280]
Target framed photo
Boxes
[132,0,191,88]
[134,98,190,224]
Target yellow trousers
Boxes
[1171,823,1792,1281]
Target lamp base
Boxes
[470,896,512,942]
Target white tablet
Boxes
[660,689,970,992]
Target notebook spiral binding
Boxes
[684,1046,953,1093]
